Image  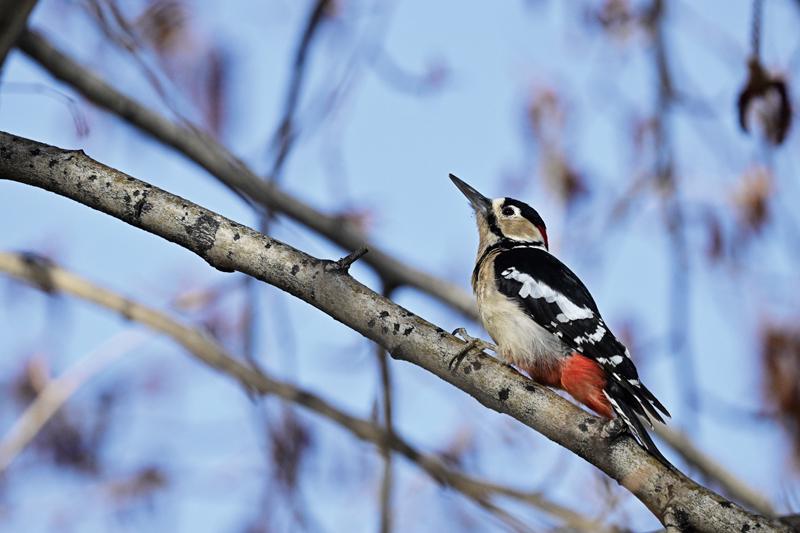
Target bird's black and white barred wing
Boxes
[493,247,670,453]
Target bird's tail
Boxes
[604,381,673,469]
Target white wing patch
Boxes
[501,267,594,321]
[587,323,606,343]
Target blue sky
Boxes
[2,1,799,531]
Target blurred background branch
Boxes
[17,28,478,319]
[0,250,610,533]
[0,0,38,68]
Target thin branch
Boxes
[267,0,331,181]
[16,29,477,319]
[647,0,700,421]
[751,0,764,60]
[653,423,774,516]
[0,250,597,533]
[0,329,147,472]
[0,0,38,68]
[0,130,788,532]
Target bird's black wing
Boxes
[493,246,670,460]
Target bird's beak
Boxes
[449,174,490,215]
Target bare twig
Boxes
[0,130,788,532]
[646,0,700,421]
[326,246,369,273]
[0,250,595,533]
[267,0,331,181]
[751,0,764,60]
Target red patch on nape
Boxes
[538,225,549,249]
[560,354,612,418]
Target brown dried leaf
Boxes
[107,465,168,503]
[586,0,637,39]
[762,324,800,462]
[738,58,793,146]
[270,410,312,490]
[201,46,228,136]
[526,86,565,144]
[703,210,725,263]
[541,153,588,207]
[731,167,772,235]
[136,0,189,55]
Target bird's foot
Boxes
[600,416,628,442]
[449,328,497,372]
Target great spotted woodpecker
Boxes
[450,174,670,463]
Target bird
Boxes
[449,173,670,464]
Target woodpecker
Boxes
[450,174,670,463]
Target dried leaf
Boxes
[108,465,168,503]
[136,0,188,55]
[526,86,565,144]
[732,166,772,235]
[738,58,792,146]
[703,210,725,263]
[270,410,312,490]
[762,324,800,462]
[541,153,588,207]
[586,0,637,39]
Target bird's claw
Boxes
[601,417,628,441]
[449,328,497,372]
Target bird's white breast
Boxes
[475,262,564,369]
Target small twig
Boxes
[751,0,763,61]
[326,246,369,273]
[267,0,331,182]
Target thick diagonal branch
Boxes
[0,131,788,532]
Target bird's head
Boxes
[449,173,548,251]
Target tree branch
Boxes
[16,28,477,319]
[653,423,774,516]
[0,130,788,532]
[0,328,145,472]
[0,0,38,68]
[0,250,602,533]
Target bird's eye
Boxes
[501,207,515,217]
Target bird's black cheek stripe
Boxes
[486,212,503,237]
